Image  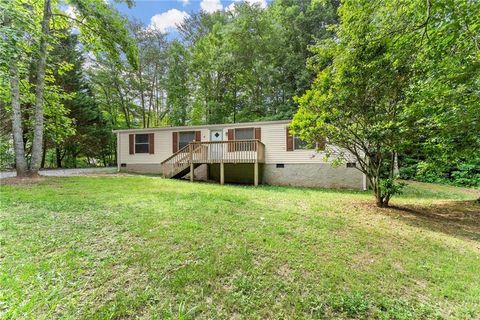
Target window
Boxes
[293,135,310,150]
[234,128,254,151]
[276,164,285,168]
[135,134,150,153]
[234,128,254,140]
[179,131,195,150]
[346,162,356,168]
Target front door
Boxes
[210,130,223,160]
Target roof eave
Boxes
[112,119,292,134]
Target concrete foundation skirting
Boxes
[262,163,364,190]
[120,163,162,174]
[120,162,364,189]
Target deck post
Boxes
[220,161,224,185]
[190,144,194,182]
[254,161,259,186]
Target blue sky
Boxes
[114,0,268,38]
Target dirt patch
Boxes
[388,201,480,243]
[0,176,47,186]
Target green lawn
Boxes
[1,176,479,319]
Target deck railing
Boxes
[161,140,265,178]
[190,140,265,164]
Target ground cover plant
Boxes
[0,175,479,319]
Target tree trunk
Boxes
[29,0,51,175]
[41,139,47,168]
[56,147,62,168]
[373,182,384,207]
[393,152,400,177]
[372,176,387,208]
[138,68,146,128]
[9,63,29,177]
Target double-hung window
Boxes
[179,131,196,150]
[234,128,254,140]
[234,128,255,151]
[135,134,150,153]
[293,135,309,150]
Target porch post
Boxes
[190,144,194,182]
[254,161,259,186]
[220,161,224,185]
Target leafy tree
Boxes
[269,0,339,118]
[50,33,112,168]
[292,0,480,206]
[166,41,190,126]
[402,0,480,185]
[292,0,421,207]
[2,0,137,177]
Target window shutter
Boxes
[172,132,178,153]
[286,128,293,151]
[148,133,155,154]
[129,134,135,155]
[227,129,234,152]
[254,127,261,140]
[195,131,201,141]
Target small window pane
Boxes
[235,128,254,140]
[135,143,149,153]
[135,134,149,144]
[135,134,150,153]
[179,131,195,150]
[294,136,309,150]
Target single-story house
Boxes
[114,119,367,190]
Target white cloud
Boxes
[178,0,189,5]
[149,9,190,33]
[200,0,223,13]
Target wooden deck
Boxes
[161,140,265,185]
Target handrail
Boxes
[160,144,191,165]
[189,139,263,145]
[189,139,265,164]
[161,139,266,178]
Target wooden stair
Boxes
[161,144,204,179]
[161,140,265,184]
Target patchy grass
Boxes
[0,176,479,319]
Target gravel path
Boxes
[0,167,117,179]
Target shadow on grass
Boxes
[390,200,480,243]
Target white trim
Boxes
[116,132,120,171]
[113,119,291,134]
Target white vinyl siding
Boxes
[117,122,346,165]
